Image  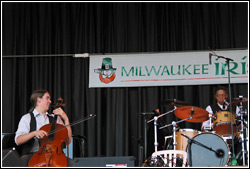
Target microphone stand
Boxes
[210,51,237,165]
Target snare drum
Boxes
[186,132,229,167]
[213,111,236,136]
[176,129,200,151]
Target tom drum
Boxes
[213,111,236,137]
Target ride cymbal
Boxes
[174,106,209,123]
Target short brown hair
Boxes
[216,86,228,94]
[29,89,49,112]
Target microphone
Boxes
[224,100,229,106]
[215,149,225,158]
[209,53,212,65]
[223,100,229,110]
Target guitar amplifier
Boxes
[73,156,135,167]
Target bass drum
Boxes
[186,132,229,167]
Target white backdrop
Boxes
[89,50,248,88]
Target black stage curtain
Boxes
[2,2,248,166]
[2,56,248,161]
[2,2,248,55]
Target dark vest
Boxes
[21,112,55,155]
[210,103,237,114]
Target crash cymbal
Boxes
[174,106,209,123]
[161,99,190,108]
[231,97,248,104]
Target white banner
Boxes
[89,50,248,88]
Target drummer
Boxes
[201,86,240,131]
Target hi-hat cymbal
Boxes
[161,99,190,108]
[174,106,209,123]
[231,97,248,104]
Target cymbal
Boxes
[161,99,190,108]
[231,97,248,104]
[174,106,209,123]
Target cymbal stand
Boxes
[246,111,248,163]
[147,108,176,123]
[238,96,247,166]
[147,108,176,152]
[204,114,213,131]
[159,116,193,150]
[172,121,177,150]
[154,116,158,152]
[246,114,248,165]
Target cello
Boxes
[28,97,68,167]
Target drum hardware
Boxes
[160,105,208,150]
[172,121,177,151]
[141,111,159,160]
[142,154,167,167]
[159,116,193,150]
[209,113,213,129]
[204,114,213,131]
[237,95,248,166]
[147,108,176,152]
[154,116,158,152]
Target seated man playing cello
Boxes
[15,89,73,166]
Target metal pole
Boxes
[238,97,246,166]
[226,59,237,165]
[154,116,158,152]
[144,117,147,160]
[172,121,177,150]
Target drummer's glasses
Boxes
[216,94,226,97]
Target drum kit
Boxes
[145,97,248,167]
